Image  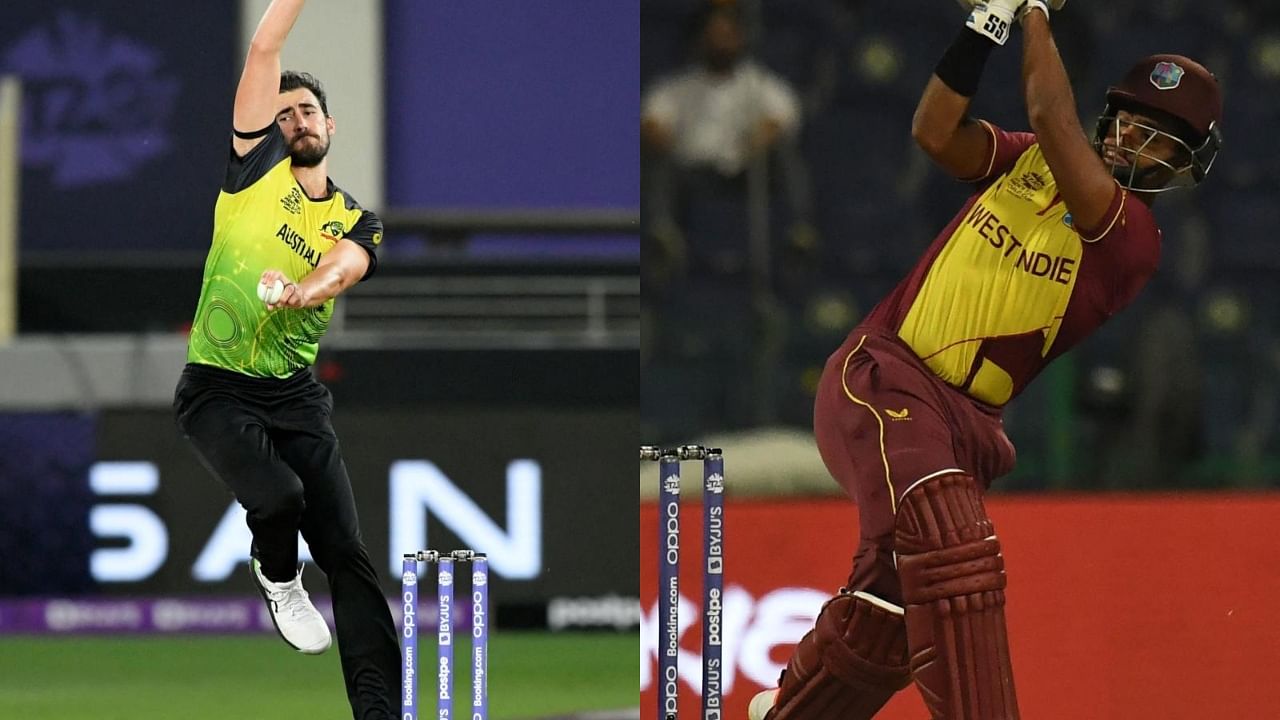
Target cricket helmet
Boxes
[1094,54,1223,191]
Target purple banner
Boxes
[383,1,639,261]
[0,413,96,595]
[385,1,639,210]
[0,3,235,251]
[0,596,474,635]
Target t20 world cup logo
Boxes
[662,475,679,494]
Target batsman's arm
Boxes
[1020,10,1118,232]
[232,0,307,157]
[912,0,1018,183]
[911,76,994,180]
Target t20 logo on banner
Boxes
[2,11,179,186]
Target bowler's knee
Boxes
[248,484,306,524]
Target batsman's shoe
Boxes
[747,688,778,720]
[251,559,332,654]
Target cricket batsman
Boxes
[748,0,1223,718]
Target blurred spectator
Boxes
[641,4,812,281]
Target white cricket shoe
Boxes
[748,688,778,720]
[251,559,332,654]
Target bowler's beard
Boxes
[290,133,330,168]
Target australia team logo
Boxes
[319,220,346,241]
[1149,61,1184,90]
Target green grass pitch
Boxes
[0,631,637,719]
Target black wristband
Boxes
[934,26,997,97]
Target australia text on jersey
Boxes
[275,223,321,269]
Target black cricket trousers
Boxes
[174,362,399,720]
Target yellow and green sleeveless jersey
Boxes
[187,124,382,378]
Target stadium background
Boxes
[0,1,638,718]
[641,0,1280,718]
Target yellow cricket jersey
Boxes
[865,121,1161,406]
[186,124,382,378]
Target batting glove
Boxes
[959,0,1065,35]
[964,0,1023,45]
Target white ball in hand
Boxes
[257,278,285,305]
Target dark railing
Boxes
[20,209,641,351]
